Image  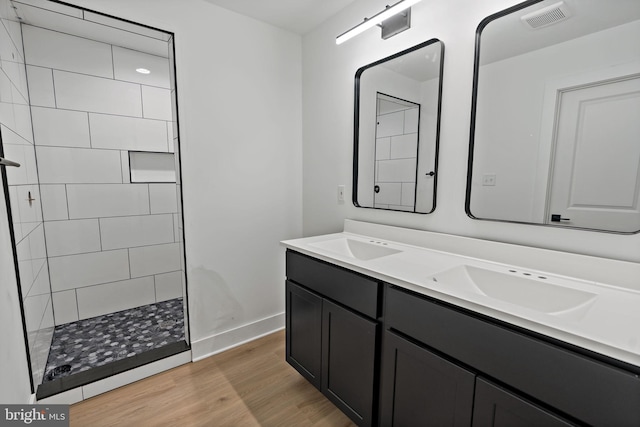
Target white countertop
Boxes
[282,229,640,369]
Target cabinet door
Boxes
[473,378,573,427]
[379,330,475,426]
[286,280,322,389]
[322,299,378,426]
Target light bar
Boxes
[336,0,422,45]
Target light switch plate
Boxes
[338,185,345,202]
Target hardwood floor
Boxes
[70,330,356,426]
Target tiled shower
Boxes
[27,25,181,325]
[0,0,187,397]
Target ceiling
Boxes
[201,0,359,35]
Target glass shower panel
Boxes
[0,0,54,389]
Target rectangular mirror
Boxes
[354,39,444,213]
[467,0,640,233]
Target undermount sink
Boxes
[429,265,597,314]
[309,238,402,261]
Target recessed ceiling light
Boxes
[136,68,151,74]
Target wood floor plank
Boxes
[70,330,357,427]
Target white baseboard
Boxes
[191,312,285,362]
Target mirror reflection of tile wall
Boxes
[374,95,419,210]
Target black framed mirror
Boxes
[353,39,444,213]
[467,0,640,233]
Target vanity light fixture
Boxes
[136,68,151,74]
[336,0,422,45]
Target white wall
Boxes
[0,0,53,389]
[23,25,183,324]
[302,0,640,263]
[59,0,303,358]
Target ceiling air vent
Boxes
[521,1,571,29]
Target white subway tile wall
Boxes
[89,113,168,151]
[44,219,101,257]
[75,277,156,319]
[99,214,174,250]
[129,243,181,278]
[31,107,91,148]
[25,65,55,107]
[141,86,172,120]
[65,184,150,219]
[154,271,183,302]
[20,24,182,329]
[36,146,123,184]
[30,261,52,296]
[40,185,69,220]
[53,70,143,117]
[13,104,34,141]
[0,2,54,387]
[167,122,175,152]
[51,290,80,325]
[149,184,179,214]
[48,249,131,292]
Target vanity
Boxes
[281,221,640,427]
[286,0,640,424]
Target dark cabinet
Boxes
[383,284,640,427]
[472,378,573,427]
[285,250,381,426]
[285,280,322,388]
[379,330,475,426]
[322,299,378,426]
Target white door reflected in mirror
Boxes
[548,76,640,232]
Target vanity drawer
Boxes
[385,285,640,426]
[286,250,380,319]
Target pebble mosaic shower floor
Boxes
[42,298,185,383]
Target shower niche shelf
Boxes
[129,151,176,183]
